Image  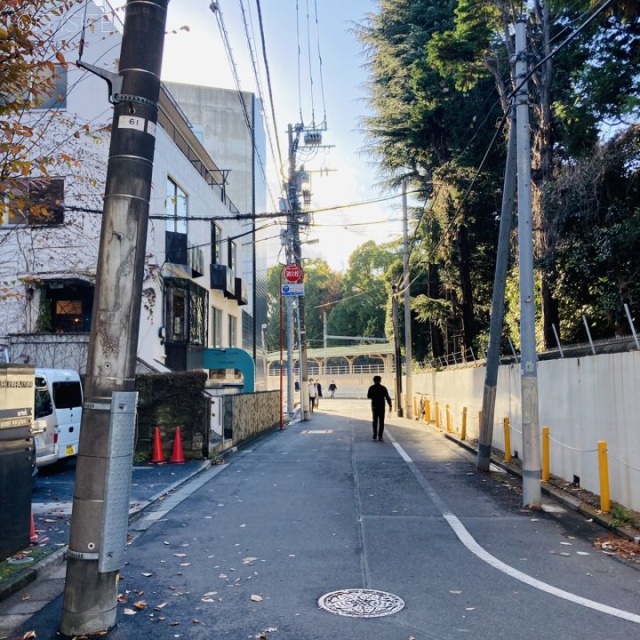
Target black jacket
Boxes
[367,383,392,410]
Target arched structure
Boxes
[266,343,395,377]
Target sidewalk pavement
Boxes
[1,401,639,639]
[0,459,212,637]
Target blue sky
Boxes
[105,0,404,272]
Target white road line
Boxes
[391,438,640,624]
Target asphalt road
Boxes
[7,399,640,639]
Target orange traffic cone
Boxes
[149,427,166,465]
[170,426,186,464]
[30,511,38,545]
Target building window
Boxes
[165,278,208,345]
[1,178,64,226]
[228,239,237,272]
[211,222,222,265]
[38,281,93,333]
[211,307,222,347]
[166,177,187,234]
[189,285,207,345]
[228,314,237,347]
[167,286,187,342]
[33,64,68,110]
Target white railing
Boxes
[268,363,392,378]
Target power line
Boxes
[254,0,285,179]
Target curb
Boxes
[0,459,214,604]
[0,547,67,604]
[442,431,640,543]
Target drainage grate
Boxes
[318,589,405,618]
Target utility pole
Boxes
[477,113,517,471]
[392,284,403,417]
[402,182,413,418]
[283,122,328,420]
[61,1,168,635]
[515,17,541,508]
[286,293,295,414]
[286,124,309,419]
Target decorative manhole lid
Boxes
[318,588,405,618]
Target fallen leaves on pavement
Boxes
[594,536,640,563]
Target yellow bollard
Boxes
[435,402,441,429]
[461,407,467,440]
[446,404,452,433]
[503,417,512,463]
[542,426,550,482]
[425,399,431,423]
[598,440,611,513]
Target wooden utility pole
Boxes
[61,1,169,634]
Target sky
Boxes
[105,0,404,273]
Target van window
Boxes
[34,377,53,419]
[52,381,82,409]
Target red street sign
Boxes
[284,263,303,283]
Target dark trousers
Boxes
[372,407,386,439]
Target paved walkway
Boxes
[2,399,640,640]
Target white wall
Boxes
[137,126,246,367]
[410,351,640,511]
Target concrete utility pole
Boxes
[286,124,310,419]
[515,17,542,507]
[286,293,295,414]
[61,1,169,635]
[477,114,517,471]
[402,182,413,419]
[392,284,403,417]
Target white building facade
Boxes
[0,1,267,380]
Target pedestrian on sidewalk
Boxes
[308,378,318,412]
[367,375,392,441]
[316,381,323,408]
[328,381,337,398]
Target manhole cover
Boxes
[318,588,405,618]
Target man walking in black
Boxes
[367,375,392,441]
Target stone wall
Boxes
[135,371,280,460]
[135,371,209,461]
[217,390,280,450]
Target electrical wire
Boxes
[305,0,316,126]
[312,0,327,128]
[237,1,282,214]
[254,0,285,180]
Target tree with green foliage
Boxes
[425,0,640,348]
[326,240,397,345]
[357,0,504,360]
[544,125,640,341]
[265,259,342,352]
[358,0,640,362]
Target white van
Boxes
[32,368,83,469]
